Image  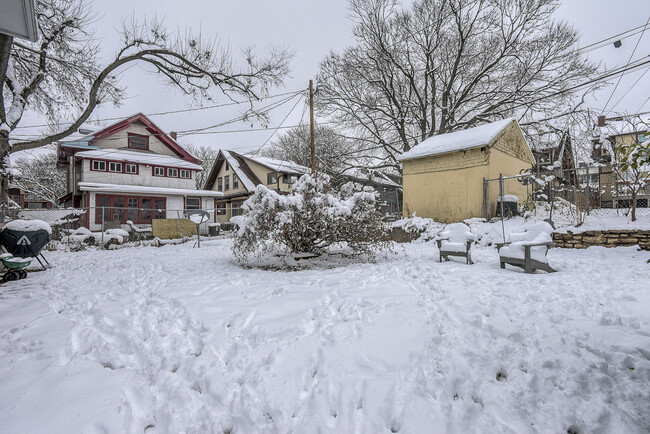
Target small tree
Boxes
[231,174,391,263]
[617,141,650,222]
[184,144,218,189]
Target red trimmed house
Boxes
[57,113,222,230]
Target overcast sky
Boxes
[13,0,650,160]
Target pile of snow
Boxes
[497,194,519,202]
[498,221,554,261]
[2,219,52,235]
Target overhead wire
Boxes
[602,17,650,114]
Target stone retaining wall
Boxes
[552,230,650,250]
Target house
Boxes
[591,123,650,208]
[337,168,402,216]
[57,113,223,230]
[532,130,576,179]
[8,185,54,209]
[203,150,309,223]
[398,118,535,223]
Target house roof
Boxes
[398,118,517,161]
[60,113,200,165]
[203,150,310,192]
[78,182,223,197]
[74,149,202,170]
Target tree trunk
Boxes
[631,190,637,222]
[0,34,13,206]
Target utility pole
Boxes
[309,80,315,175]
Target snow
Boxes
[244,154,310,174]
[74,149,202,170]
[0,226,648,432]
[221,150,257,191]
[2,219,52,234]
[498,222,554,261]
[398,118,518,161]
[78,182,223,197]
[497,194,519,202]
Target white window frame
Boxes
[125,164,137,174]
[167,168,179,177]
[233,175,239,189]
[109,162,122,172]
[92,160,106,171]
[154,167,165,177]
[180,169,191,179]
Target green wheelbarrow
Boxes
[0,253,31,282]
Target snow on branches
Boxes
[231,174,391,263]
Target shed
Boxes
[398,118,535,223]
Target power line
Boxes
[602,17,650,114]
[605,65,650,115]
[11,89,306,130]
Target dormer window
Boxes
[128,133,148,150]
[153,167,165,176]
[180,169,191,179]
[92,160,106,171]
[109,162,122,172]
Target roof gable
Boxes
[81,113,200,165]
[204,150,262,192]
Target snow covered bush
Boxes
[231,174,391,262]
[391,214,443,242]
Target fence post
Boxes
[177,210,184,240]
[482,178,488,219]
[586,165,591,215]
[499,174,505,243]
[101,206,105,249]
[67,219,70,246]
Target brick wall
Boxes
[492,122,530,161]
[553,230,650,250]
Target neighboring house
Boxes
[532,130,576,180]
[337,168,402,216]
[398,118,535,223]
[57,113,223,229]
[8,185,54,209]
[204,150,309,224]
[592,126,650,208]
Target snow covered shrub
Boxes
[231,174,391,262]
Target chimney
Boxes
[597,115,606,127]
[170,131,177,140]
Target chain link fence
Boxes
[0,205,246,247]
[484,167,650,222]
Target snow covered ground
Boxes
[0,239,649,433]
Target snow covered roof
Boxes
[243,155,310,174]
[398,118,516,161]
[75,149,202,170]
[78,182,223,197]
[222,150,257,191]
[341,168,401,188]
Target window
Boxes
[233,175,239,189]
[225,162,230,171]
[267,172,278,184]
[180,169,191,179]
[92,160,106,171]
[217,177,223,191]
[186,197,201,210]
[216,201,226,215]
[125,164,137,174]
[224,175,230,191]
[128,133,148,150]
[231,200,244,217]
[167,168,178,177]
[153,167,165,176]
[109,162,122,172]
[95,195,166,224]
[282,173,295,184]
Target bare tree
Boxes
[316,0,598,171]
[184,144,219,189]
[261,123,365,176]
[11,151,66,207]
[0,0,292,203]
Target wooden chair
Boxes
[436,222,476,265]
[497,222,557,273]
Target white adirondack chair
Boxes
[436,222,477,264]
[497,222,556,273]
